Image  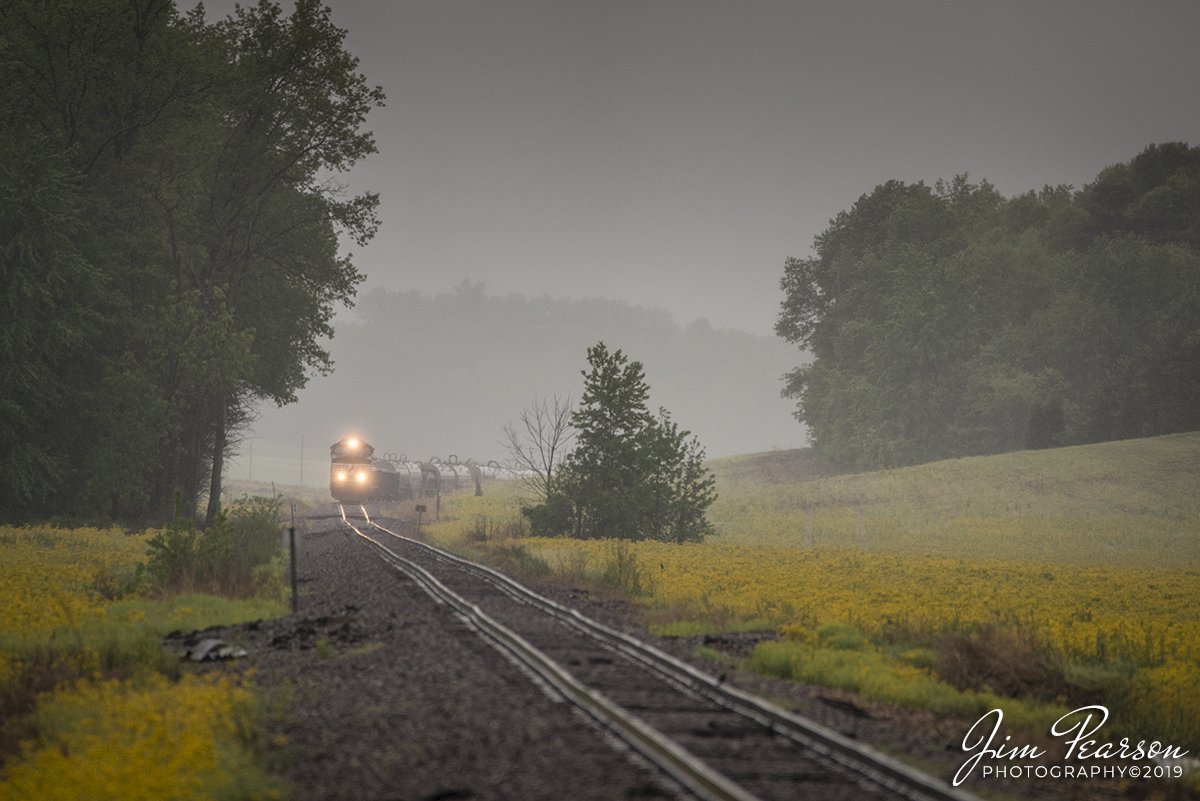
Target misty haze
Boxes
[242,283,805,485]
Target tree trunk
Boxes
[204,400,227,527]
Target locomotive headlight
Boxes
[348,438,358,448]
[337,472,346,481]
[356,472,367,483]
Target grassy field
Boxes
[706,433,1200,565]
[428,432,1200,768]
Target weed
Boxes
[344,641,384,658]
[466,517,490,543]
[934,627,1060,700]
[464,514,530,543]
[600,539,647,595]
[815,623,866,651]
[745,639,1068,731]
[481,543,552,578]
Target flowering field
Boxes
[0,525,285,799]
[521,537,1200,739]
[2,674,275,801]
[0,526,150,637]
[523,539,1200,664]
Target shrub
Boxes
[500,544,552,576]
[935,627,1061,700]
[146,493,283,597]
[521,493,574,537]
[815,623,866,651]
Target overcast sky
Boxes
[199,0,1199,337]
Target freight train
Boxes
[329,437,523,503]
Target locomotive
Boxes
[329,437,522,502]
[329,438,400,502]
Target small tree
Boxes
[543,342,716,542]
[503,394,574,501]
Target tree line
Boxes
[777,142,1200,471]
[0,0,382,524]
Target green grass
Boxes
[745,638,1069,731]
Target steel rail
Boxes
[358,506,981,801]
[338,506,761,801]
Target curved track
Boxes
[338,504,980,801]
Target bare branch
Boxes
[503,394,574,501]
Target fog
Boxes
[239,284,805,486]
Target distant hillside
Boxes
[709,431,1200,521]
[707,448,836,486]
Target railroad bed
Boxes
[338,503,977,801]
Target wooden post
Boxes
[289,526,298,614]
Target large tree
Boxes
[777,144,1200,471]
[0,0,381,524]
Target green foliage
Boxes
[778,145,1200,470]
[522,493,574,538]
[0,130,103,512]
[815,623,866,651]
[146,492,283,597]
[0,0,382,524]
[745,639,1067,732]
[598,539,648,595]
[528,343,717,542]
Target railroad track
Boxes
[338,504,979,801]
